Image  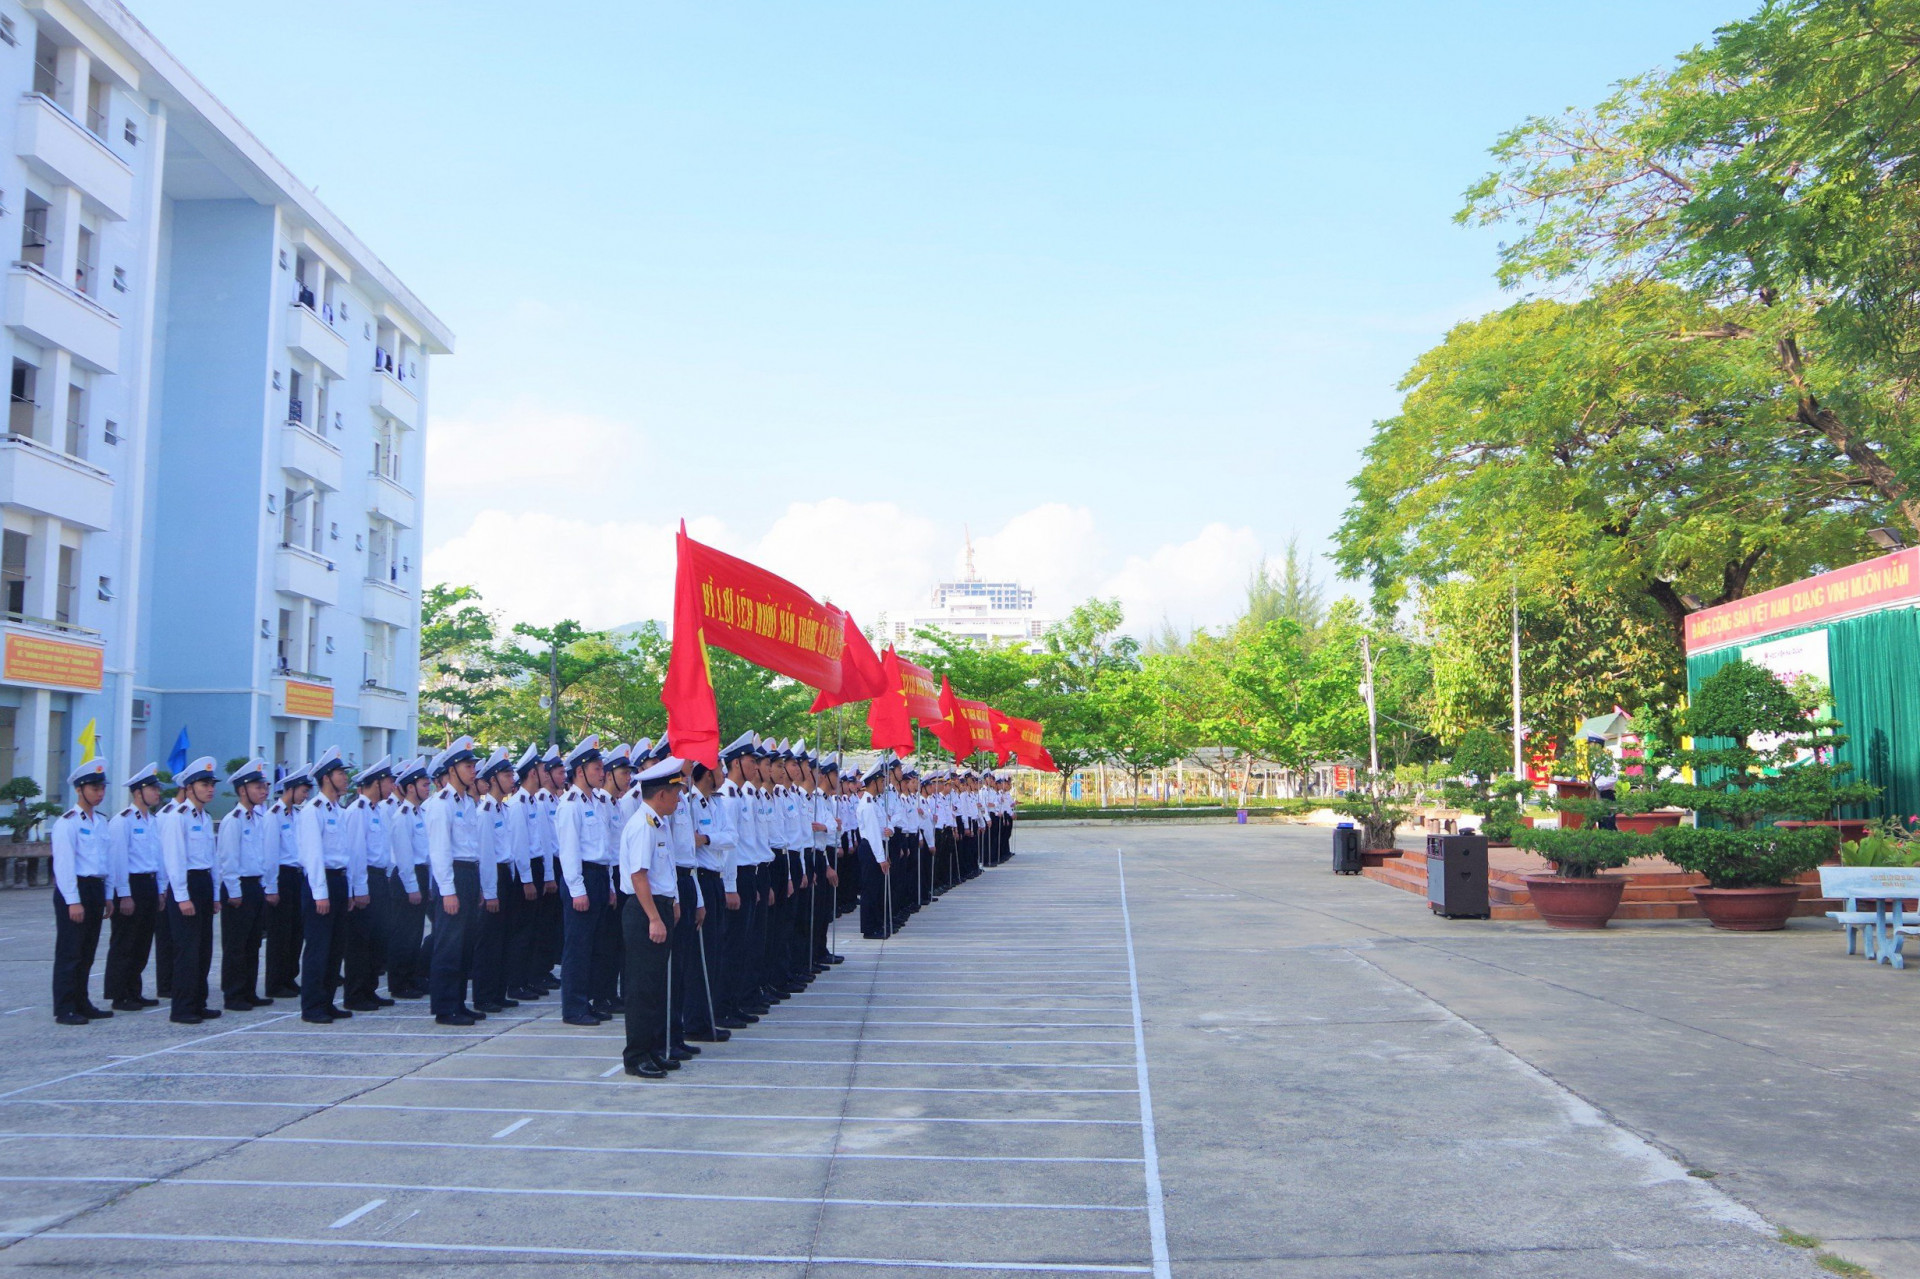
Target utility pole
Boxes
[547,640,561,748]
[1361,630,1380,797]
[1510,578,1525,779]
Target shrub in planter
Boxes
[1,777,62,844]
[1512,826,1651,927]
[1441,730,1532,843]
[1640,660,1880,929]
[1331,789,1412,851]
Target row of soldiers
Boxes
[47,733,1017,1076]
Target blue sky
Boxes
[137,0,1746,633]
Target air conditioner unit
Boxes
[130,697,153,724]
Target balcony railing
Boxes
[2,610,102,639]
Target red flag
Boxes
[810,614,887,713]
[896,652,944,726]
[865,647,915,753]
[1001,713,1056,771]
[987,706,1020,766]
[661,524,721,767]
[930,675,975,758]
[675,530,874,695]
[955,696,996,760]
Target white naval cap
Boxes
[229,758,269,789]
[632,736,653,759]
[352,754,393,787]
[478,746,514,780]
[310,746,350,782]
[124,761,160,790]
[636,755,686,787]
[540,744,563,766]
[176,755,219,785]
[68,757,108,788]
[563,734,602,771]
[862,762,886,784]
[395,755,430,787]
[432,735,478,776]
[280,762,313,791]
[605,743,633,770]
[720,732,755,762]
[515,744,541,776]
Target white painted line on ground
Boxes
[326,1198,386,1229]
[0,1131,1144,1164]
[339,1101,1139,1128]
[740,1020,1133,1029]
[3,1006,34,1015]
[687,1037,1132,1046]
[454,1058,1137,1070]
[0,1231,1154,1273]
[1117,847,1173,1279]
[232,1029,495,1039]
[90,1070,393,1082]
[489,1117,533,1139]
[148,1048,442,1058]
[599,1064,623,1077]
[0,1174,1146,1214]
[0,1011,302,1099]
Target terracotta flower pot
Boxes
[1616,812,1683,835]
[1690,884,1804,931]
[1524,874,1626,929]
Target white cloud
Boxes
[425,499,1265,641]
[1098,522,1263,635]
[423,401,651,507]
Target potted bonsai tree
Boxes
[1331,786,1413,865]
[1512,823,1650,928]
[1642,659,1879,931]
[1443,728,1533,845]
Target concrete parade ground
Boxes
[0,825,1911,1276]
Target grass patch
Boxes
[1778,1230,1821,1249]
[1685,1168,1717,1179]
[1815,1254,1873,1277]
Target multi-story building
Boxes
[889,539,1053,649]
[0,0,450,804]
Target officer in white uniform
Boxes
[385,756,432,999]
[263,765,313,999]
[620,756,686,1078]
[471,747,524,1014]
[297,747,365,1023]
[50,758,113,1024]
[857,763,892,939]
[342,756,398,1012]
[554,735,616,1026]
[159,755,223,1024]
[104,763,165,1011]
[216,759,273,1010]
[426,736,495,1026]
[510,746,554,999]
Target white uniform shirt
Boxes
[425,784,495,900]
[390,800,422,893]
[554,784,613,899]
[708,784,741,892]
[618,805,680,901]
[856,793,888,862]
[157,799,218,899]
[50,803,109,903]
[499,790,534,884]
[297,793,366,901]
[216,801,269,898]
[269,799,303,867]
[107,804,160,897]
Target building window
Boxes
[276,607,294,672]
[287,369,303,424]
[20,193,49,270]
[74,223,95,295]
[2,530,27,618]
[64,382,86,459]
[85,75,108,138]
[55,544,77,625]
[32,31,58,99]
[10,360,38,441]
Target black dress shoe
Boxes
[343,999,382,1012]
[325,1006,353,1019]
[223,1001,257,1012]
[436,1012,477,1026]
[741,1003,770,1017]
[81,1005,114,1019]
[301,1012,337,1024]
[716,1016,750,1030]
[473,1002,507,1015]
[373,995,395,1007]
[563,1015,602,1027]
[624,1056,667,1079]
[269,985,301,1000]
[823,954,844,964]
[197,1008,223,1019]
[507,987,541,1001]
[111,998,148,1013]
[659,1054,681,1070]
[668,1044,697,1060]
[251,995,276,1007]
[55,1011,90,1026]
[498,996,519,1007]
[462,1007,487,1020]
[169,1012,203,1025]
[686,1028,731,1043]
[136,995,161,1007]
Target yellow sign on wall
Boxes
[3,633,104,691]
[283,680,334,719]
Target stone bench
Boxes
[2,844,51,889]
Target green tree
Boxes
[1095,659,1193,804]
[1461,11,1920,533]
[419,583,504,748]
[497,620,621,749]
[1243,538,1326,639]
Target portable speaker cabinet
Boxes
[1425,833,1490,919]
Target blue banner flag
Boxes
[166,726,189,776]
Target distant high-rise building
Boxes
[891,534,1052,648]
